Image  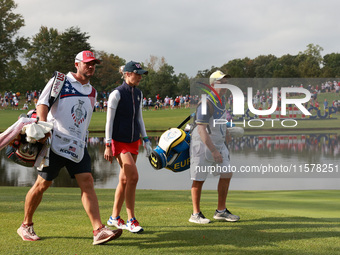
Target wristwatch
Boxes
[105,143,111,147]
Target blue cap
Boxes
[124,61,148,75]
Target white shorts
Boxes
[190,140,232,181]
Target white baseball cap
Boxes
[209,70,231,85]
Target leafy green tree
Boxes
[221,57,255,78]
[54,26,92,73]
[151,63,178,99]
[177,73,190,96]
[198,44,327,79]
[195,68,211,79]
[253,54,277,78]
[93,51,125,92]
[273,54,300,78]
[297,43,323,77]
[145,55,166,72]
[6,59,27,92]
[138,68,154,99]
[140,55,163,98]
[141,56,178,99]
[0,0,28,90]
[24,26,93,90]
[24,26,60,89]
[322,53,340,77]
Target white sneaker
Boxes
[213,208,240,222]
[126,217,144,233]
[189,212,211,224]
[107,216,126,229]
[17,223,41,241]
[92,225,122,245]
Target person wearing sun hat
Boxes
[104,61,151,233]
[17,50,122,245]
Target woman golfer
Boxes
[104,61,152,233]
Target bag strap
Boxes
[177,113,194,129]
[48,71,66,110]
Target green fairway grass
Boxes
[89,108,192,133]
[1,187,339,254]
[0,107,192,134]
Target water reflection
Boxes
[231,134,339,156]
[0,134,339,190]
[231,133,339,164]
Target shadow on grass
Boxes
[14,217,339,255]
[112,216,340,251]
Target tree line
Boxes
[2,0,340,100]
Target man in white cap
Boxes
[17,50,122,245]
[189,70,240,224]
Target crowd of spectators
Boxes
[306,81,340,111]
[243,81,340,113]
[141,94,200,111]
[93,93,201,112]
[2,80,339,113]
[0,90,41,110]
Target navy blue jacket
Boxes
[112,82,142,143]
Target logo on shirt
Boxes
[71,99,88,127]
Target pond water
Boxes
[0,134,339,190]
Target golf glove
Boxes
[143,137,153,157]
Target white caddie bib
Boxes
[49,74,96,162]
[51,130,85,163]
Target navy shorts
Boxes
[38,148,92,181]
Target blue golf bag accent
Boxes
[149,128,190,172]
